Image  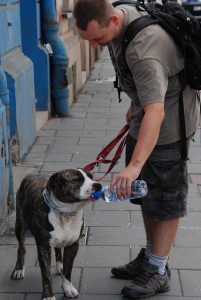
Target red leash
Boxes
[84,124,129,181]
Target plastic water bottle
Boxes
[92,180,148,202]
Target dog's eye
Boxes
[87,172,93,179]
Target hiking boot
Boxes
[121,260,170,299]
[111,248,171,280]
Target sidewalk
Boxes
[0,47,201,300]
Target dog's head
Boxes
[47,168,102,203]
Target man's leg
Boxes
[151,217,179,257]
[142,208,172,276]
[142,208,179,256]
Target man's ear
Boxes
[111,15,119,26]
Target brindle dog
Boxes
[11,169,101,300]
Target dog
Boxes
[11,168,102,299]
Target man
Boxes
[73,0,200,299]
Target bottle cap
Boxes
[91,191,101,200]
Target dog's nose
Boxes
[93,183,102,191]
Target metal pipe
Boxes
[41,0,69,117]
[0,66,14,211]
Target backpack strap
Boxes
[178,71,188,160]
[112,0,137,7]
[122,15,159,67]
[108,44,122,102]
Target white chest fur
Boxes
[48,209,84,248]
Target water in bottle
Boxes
[92,180,148,202]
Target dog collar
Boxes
[42,188,77,217]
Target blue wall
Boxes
[0,0,36,161]
[20,0,50,111]
[0,66,14,220]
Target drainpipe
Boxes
[0,66,14,210]
[41,0,69,117]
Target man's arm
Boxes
[111,102,165,198]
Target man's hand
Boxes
[111,163,141,199]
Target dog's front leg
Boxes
[62,241,79,298]
[54,248,63,274]
[36,244,55,300]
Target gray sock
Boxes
[145,240,152,259]
[148,252,168,275]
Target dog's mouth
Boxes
[88,183,102,201]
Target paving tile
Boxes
[179,211,201,228]
[187,183,201,198]
[23,153,46,163]
[187,194,201,211]
[130,211,145,227]
[37,129,56,136]
[189,147,201,163]
[83,119,109,130]
[84,210,130,227]
[93,199,141,211]
[88,227,146,246]
[168,246,201,269]
[0,245,37,268]
[12,166,40,193]
[0,294,25,300]
[56,129,106,138]
[188,163,201,174]
[80,267,126,295]
[72,102,90,107]
[0,266,81,294]
[154,296,198,300]
[90,101,111,107]
[44,153,72,162]
[70,111,87,118]
[74,245,129,268]
[29,144,48,153]
[108,118,126,129]
[175,228,201,247]
[78,137,108,146]
[190,174,201,184]
[79,296,122,300]
[43,119,62,129]
[26,294,65,300]
[0,235,35,245]
[87,112,123,119]
[41,161,82,172]
[49,143,98,154]
[58,122,84,130]
[180,270,201,297]
[35,136,55,145]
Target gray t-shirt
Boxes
[110,5,200,144]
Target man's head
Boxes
[73,0,124,48]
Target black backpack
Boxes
[111,0,201,160]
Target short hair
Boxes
[73,0,114,30]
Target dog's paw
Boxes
[11,267,25,280]
[61,277,79,298]
[56,261,63,275]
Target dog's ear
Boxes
[87,172,93,179]
[81,168,93,180]
[47,172,62,190]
